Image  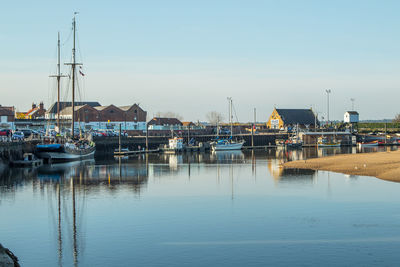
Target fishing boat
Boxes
[276,124,302,149]
[211,97,245,151]
[36,15,95,163]
[162,137,185,154]
[357,140,379,148]
[317,136,340,147]
[286,124,302,148]
[285,139,302,148]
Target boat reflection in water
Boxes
[3,146,399,266]
[33,158,150,266]
[211,150,245,163]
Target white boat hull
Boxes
[212,141,244,151]
[358,142,379,148]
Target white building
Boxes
[344,111,359,123]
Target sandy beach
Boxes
[283,150,400,182]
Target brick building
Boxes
[45,101,101,119]
[0,105,15,129]
[16,102,46,119]
[58,103,147,131]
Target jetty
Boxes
[114,148,160,156]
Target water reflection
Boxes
[1,147,400,266]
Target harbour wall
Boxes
[94,133,285,154]
[0,141,38,162]
[0,133,285,161]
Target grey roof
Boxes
[276,109,318,125]
[46,101,101,114]
[94,106,109,111]
[59,105,87,115]
[346,111,359,115]
[119,104,140,111]
[148,117,183,126]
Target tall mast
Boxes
[65,14,82,138]
[227,97,233,138]
[50,32,67,132]
[72,17,76,137]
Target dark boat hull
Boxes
[36,145,96,163]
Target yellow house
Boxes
[267,108,285,129]
[267,108,318,129]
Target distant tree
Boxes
[393,114,400,123]
[155,111,183,121]
[206,111,224,125]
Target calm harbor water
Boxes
[1,147,400,266]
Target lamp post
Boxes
[325,89,331,125]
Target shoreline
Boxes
[282,150,400,182]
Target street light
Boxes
[325,89,331,125]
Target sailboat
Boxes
[36,15,96,162]
[211,97,245,151]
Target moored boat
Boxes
[36,15,95,163]
[317,136,340,147]
[357,140,379,148]
[36,140,96,163]
[210,97,245,151]
[211,138,245,151]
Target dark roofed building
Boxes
[267,108,318,129]
[46,101,101,119]
[56,102,147,131]
[148,117,183,130]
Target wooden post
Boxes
[251,123,254,147]
[187,125,191,146]
[119,123,121,153]
[252,108,256,147]
[385,123,387,145]
[145,123,149,150]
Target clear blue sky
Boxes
[1,0,400,121]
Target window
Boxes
[134,110,137,114]
[110,110,114,113]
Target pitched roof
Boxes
[119,104,141,111]
[346,111,359,115]
[94,106,109,111]
[275,109,318,125]
[182,121,195,127]
[26,108,40,116]
[59,105,87,115]
[148,117,183,126]
[46,101,101,114]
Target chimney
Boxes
[32,103,37,109]
[40,102,44,110]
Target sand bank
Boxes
[283,150,400,182]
